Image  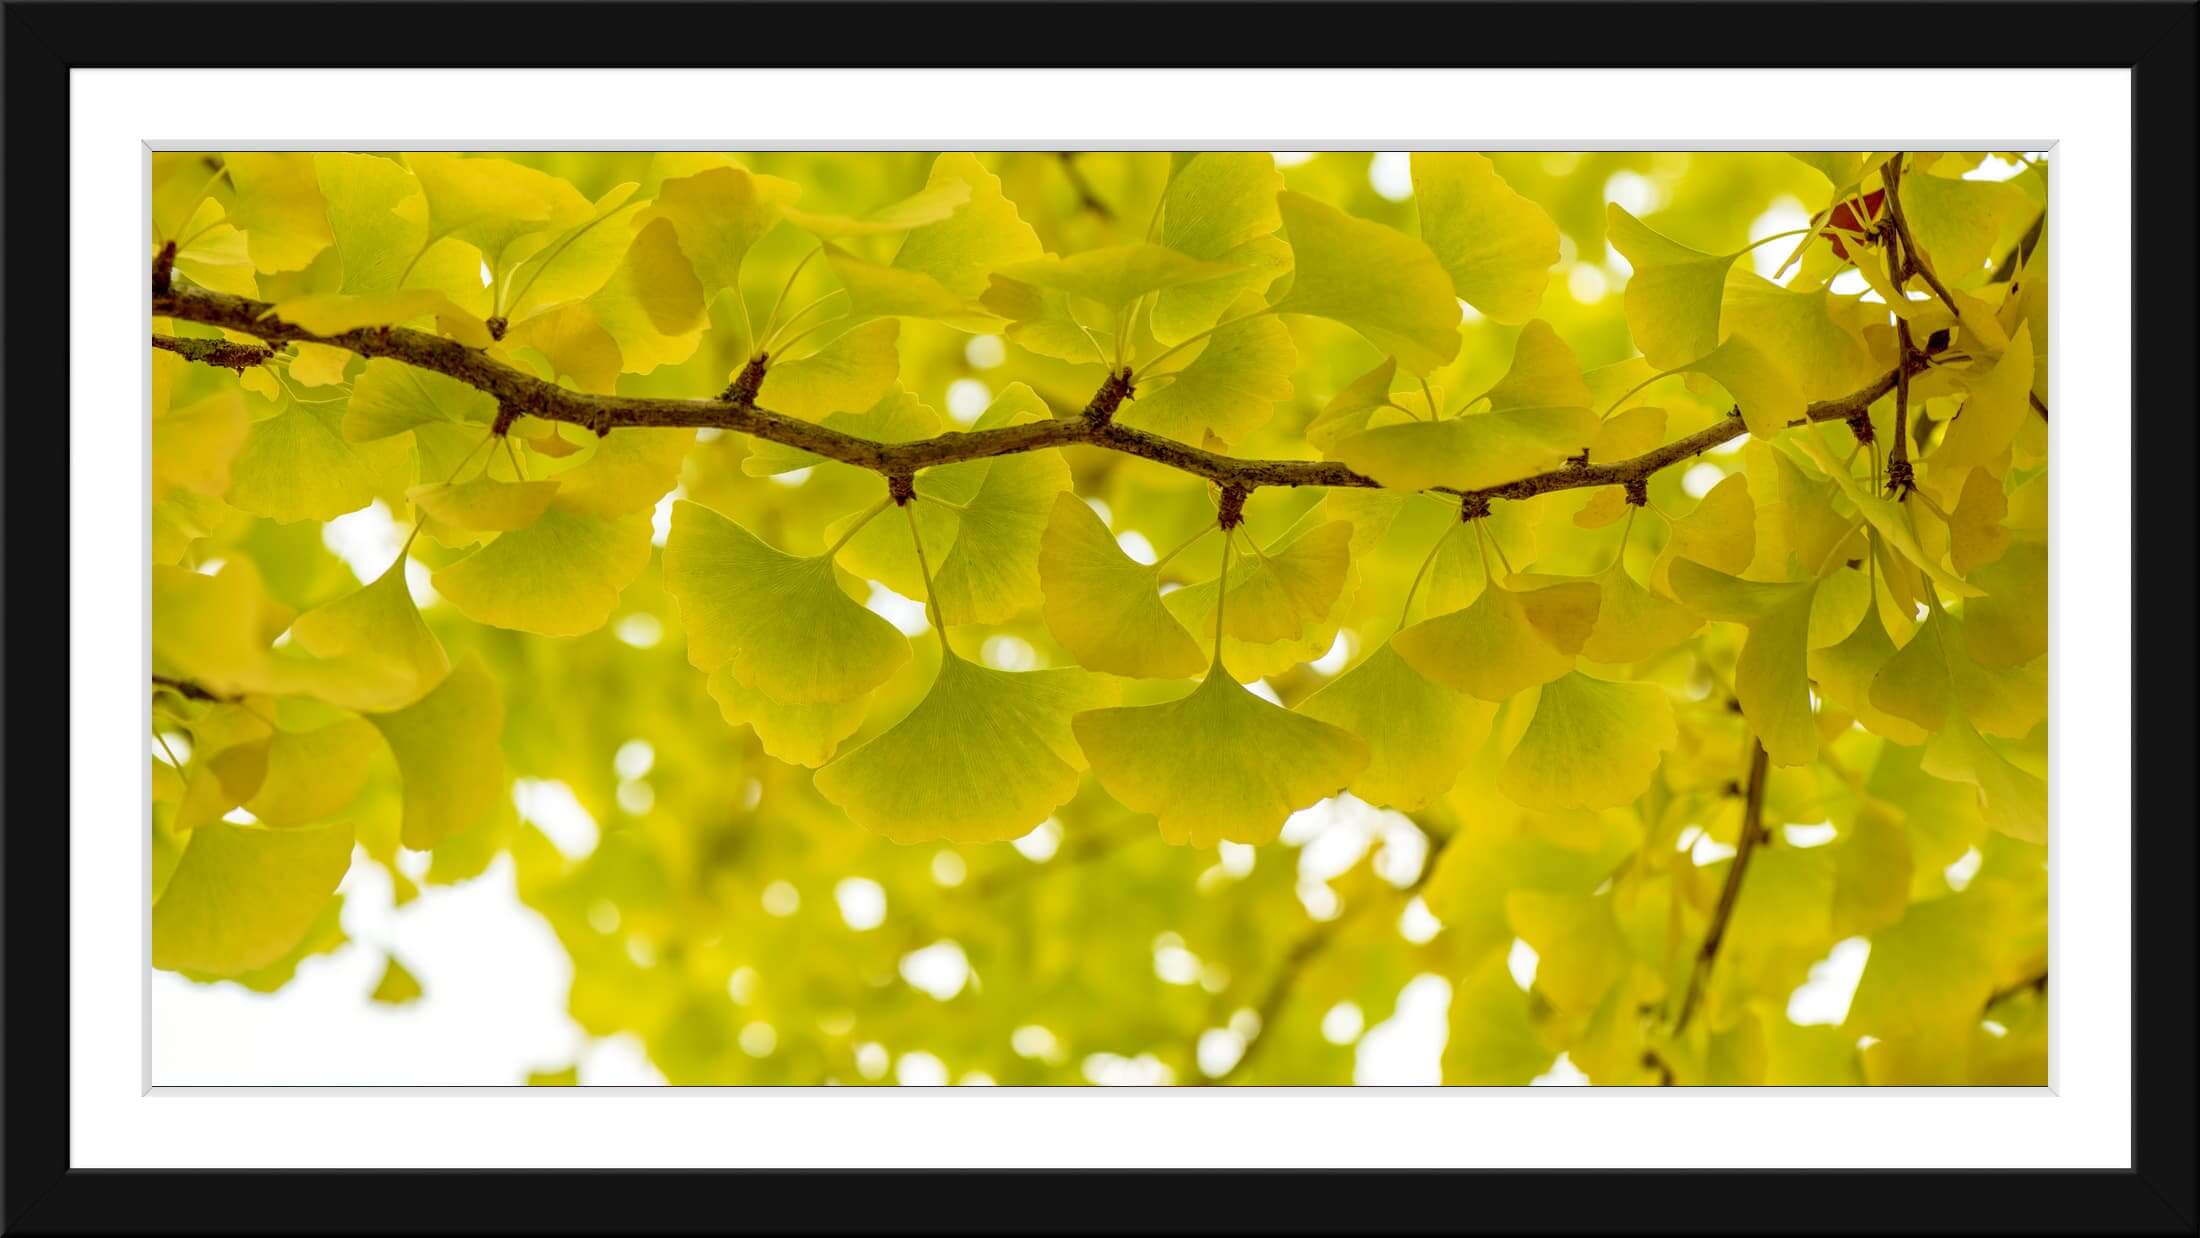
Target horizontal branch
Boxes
[154,282,1899,502]
[152,333,279,372]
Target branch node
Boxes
[1623,478,1649,508]
[492,402,520,438]
[720,353,769,405]
[1081,368,1135,428]
[1885,457,1916,499]
[1845,410,1875,446]
[887,472,916,506]
[484,315,508,342]
[1215,483,1248,530]
[151,241,177,297]
[1459,492,1492,522]
[151,334,279,373]
[1564,449,1590,469]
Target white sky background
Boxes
[151,150,2037,1089]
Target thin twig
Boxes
[1672,739,1771,1036]
[152,333,279,372]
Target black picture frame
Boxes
[6,3,2192,1231]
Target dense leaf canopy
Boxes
[150,149,2048,1086]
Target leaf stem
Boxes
[903,501,954,652]
[824,498,889,558]
[1139,304,1273,375]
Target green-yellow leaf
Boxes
[153,819,354,976]
[432,500,653,638]
[1297,641,1493,811]
[1329,406,1595,492]
[755,320,902,421]
[999,243,1243,310]
[343,357,497,442]
[1499,672,1677,811]
[1932,323,2033,475]
[587,216,707,374]
[1484,319,1592,411]
[407,477,561,533]
[1117,294,1295,444]
[223,151,335,273]
[707,663,871,770]
[637,164,800,296]
[1036,493,1206,679]
[1581,564,1702,664]
[1395,576,1600,701]
[244,719,379,828]
[1075,668,1369,846]
[1668,559,1820,766]
[365,656,505,850]
[1412,153,1560,325]
[1275,190,1461,375]
[230,404,395,523]
[1684,333,1805,439]
[892,153,1044,300]
[284,557,450,712]
[1606,203,1743,370]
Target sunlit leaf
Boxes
[1275,190,1460,375]
[1412,153,1559,324]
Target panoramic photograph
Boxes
[146,148,2049,1088]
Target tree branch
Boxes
[152,333,279,372]
[1672,738,1771,1036]
[154,282,1899,502]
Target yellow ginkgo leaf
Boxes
[1719,269,1875,402]
[816,656,1114,843]
[265,290,440,336]
[706,663,870,770]
[1274,190,1461,375]
[503,302,623,394]
[1036,493,1206,679]
[1931,323,2033,476]
[152,560,287,697]
[1304,357,1403,451]
[1151,153,1287,341]
[1411,153,1560,325]
[283,556,450,712]
[1581,563,1702,664]
[755,319,902,421]
[1744,438,1852,578]
[1661,471,1757,576]
[1808,602,1931,745]
[1845,892,2005,1041]
[1790,435,1984,599]
[1485,319,1593,412]
[1606,203,1744,370]
[1923,714,2047,844]
[152,819,355,977]
[370,955,424,1005]
[406,477,561,533]
[1684,333,1806,439]
[928,448,1073,627]
[1394,575,1601,701]
[636,164,800,296]
[891,153,1044,300]
[230,403,404,524]
[1117,294,1295,444]
[343,357,497,443]
[552,427,695,519]
[1499,671,1677,811]
[1870,608,1956,732]
[432,500,653,638]
[587,216,707,374]
[1444,954,1554,1084]
[173,708,273,832]
[1667,558,1820,766]
[366,656,504,851]
[1296,641,1493,811]
[1897,172,2030,288]
[1075,668,1369,846]
[316,151,427,295]
[980,272,1114,363]
[781,180,970,238]
[1505,890,1627,1009]
[660,500,909,702]
[152,389,250,501]
[999,243,1243,310]
[1963,540,2047,668]
[1329,406,1596,492]
[223,151,335,273]
[1219,518,1354,644]
[406,151,592,267]
[1831,805,1913,938]
[244,718,379,828]
[1947,466,2012,574]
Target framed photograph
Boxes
[9,2,2192,1230]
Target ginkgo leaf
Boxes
[636,164,800,296]
[755,319,901,421]
[315,151,429,295]
[1117,294,1295,443]
[1789,436,1984,599]
[344,357,497,442]
[1499,672,1677,811]
[407,151,592,268]
[1845,893,2004,1040]
[1328,406,1596,492]
[1394,575,1601,701]
[1296,641,1492,811]
[503,302,623,394]
[832,244,1002,333]
[243,718,379,828]
[1870,609,1956,732]
[222,151,335,273]
[1606,203,1744,370]
[587,216,707,374]
[927,446,1073,627]
[1484,319,1592,411]
[1963,540,2047,668]
[365,656,505,850]
[781,180,970,238]
[152,389,249,501]
[707,663,870,769]
[1150,153,1286,341]
[1660,472,1756,576]
[173,708,273,832]
[1505,890,1626,1010]
[816,656,1114,843]
[1304,357,1403,451]
[228,404,400,524]
[892,152,1044,300]
[432,499,653,638]
[1581,564,1702,664]
[371,955,425,1005]
[152,560,288,697]
[406,477,561,532]
[1684,333,1805,439]
[1719,268,1875,402]
[1274,190,1460,375]
[1588,405,1667,463]
[153,819,355,976]
[1075,668,1369,846]
[1217,518,1354,644]
[1444,954,1554,1084]
[980,273,1115,363]
[552,427,695,518]
[1897,172,2030,287]
[1667,559,1819,766]
[1808,602,1931,745]
[265,291,490,348]
[1744,438,1852,577]
[1036,493,1206,679]
[999,243,1243,310]
[660,500,909,702]
[1931,323,2033,475]
[1412,153,1559,324]
[1923,714,2047,844]
[1946,467,2012,574]
[283,557,450,711]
